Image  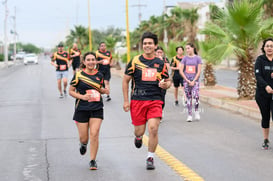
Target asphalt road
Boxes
[0,56,273,181]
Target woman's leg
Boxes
[89,118,103,160]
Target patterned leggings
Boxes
[183,81,200,116]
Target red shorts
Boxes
[130,100,163,126]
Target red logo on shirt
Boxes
[154,63,159,68]
[96,77,100,80]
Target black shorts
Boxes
[73,108,104,123]
[102,69,111,81]
[173,77,183,87]
[72,62,80,71]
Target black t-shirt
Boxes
[255,54,273,98]
[125,55,169,101]
[170,56,183,79]
[51,51,70,71]
[70,69,104,111]
[96,50,112,72]
[70,48,81,65]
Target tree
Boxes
[201,0,273,99]
[181,8,199,43]
[199,39,222,86]
[65,25,88,50]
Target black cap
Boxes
[57,42,64,47]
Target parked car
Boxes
[24,53,38,65]
[15,51,26,60]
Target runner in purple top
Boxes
[179,43,202,122]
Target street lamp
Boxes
[88,0,92,51]
[126,0,131,63]
[3,0,9,65]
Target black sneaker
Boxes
[134,136,142,148]
[89,160,97,170]
[262,139,269,150]
[175,100,178,106]
[79,143,87,155]
[146,157,155,170]
[64,90,67,96]
[106,95,111,101]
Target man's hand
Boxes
[123,101,130,112]
[265,85,273,94]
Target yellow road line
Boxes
[143,135,205,181]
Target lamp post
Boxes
[88,0,92,51]
[163,0,168,49]
[3,0,9,65]
[11,6,16,60]
[126,0,131,63]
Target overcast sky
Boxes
[0,0,221,49]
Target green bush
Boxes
[0,54,4,62]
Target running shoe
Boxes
[106,95,111,101]
[134,136,142,148]
[59,94,64,99]
[79,143,87,155]
[186,115,192,122]
[89,160,97,170]
[175,100,179,106]
[194,111,200,121]
[64,90,67,96]
[146,157,155,170]
[262,139,269,150]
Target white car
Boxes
[16,51,26,60]
[24,53,38,65]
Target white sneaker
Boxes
[186,115,192,122]
[195,111,200,121]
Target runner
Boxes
[254,37,273,150]
[179,43,202,122]
[51,43,72,98]
[96,42,113,101]
[69,52,109,170]
[170,46,186,106]
[122,32,171,170]
[70,43,81,74]
[155,46,169,122]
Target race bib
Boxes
[185,65,196,74]
[60,65,67,70]
[142,68,157,81]
[86,89,101,102]
[102,59,110,65]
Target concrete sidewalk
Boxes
[111,68,261,121]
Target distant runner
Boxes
[70,43,81,74]
[96,42,113,101]
[179,43,202,122]
[51,43,71,98]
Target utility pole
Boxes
[132,0,146,52]
[126,0,131,63]
[87,0,92,51]
[3,0,9,65]
[163,0,168,49]
[11,6,16,60]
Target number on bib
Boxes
[102,59,110,65]
[86,89,101,102]
[185,65,196,74]
[142,68,157,81]
[60,65,67,70]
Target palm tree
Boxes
[201,0,273,99]
[65,25,88,50]
[181,8,199,43]
[199,39,222,86]
[165,7,184,41]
